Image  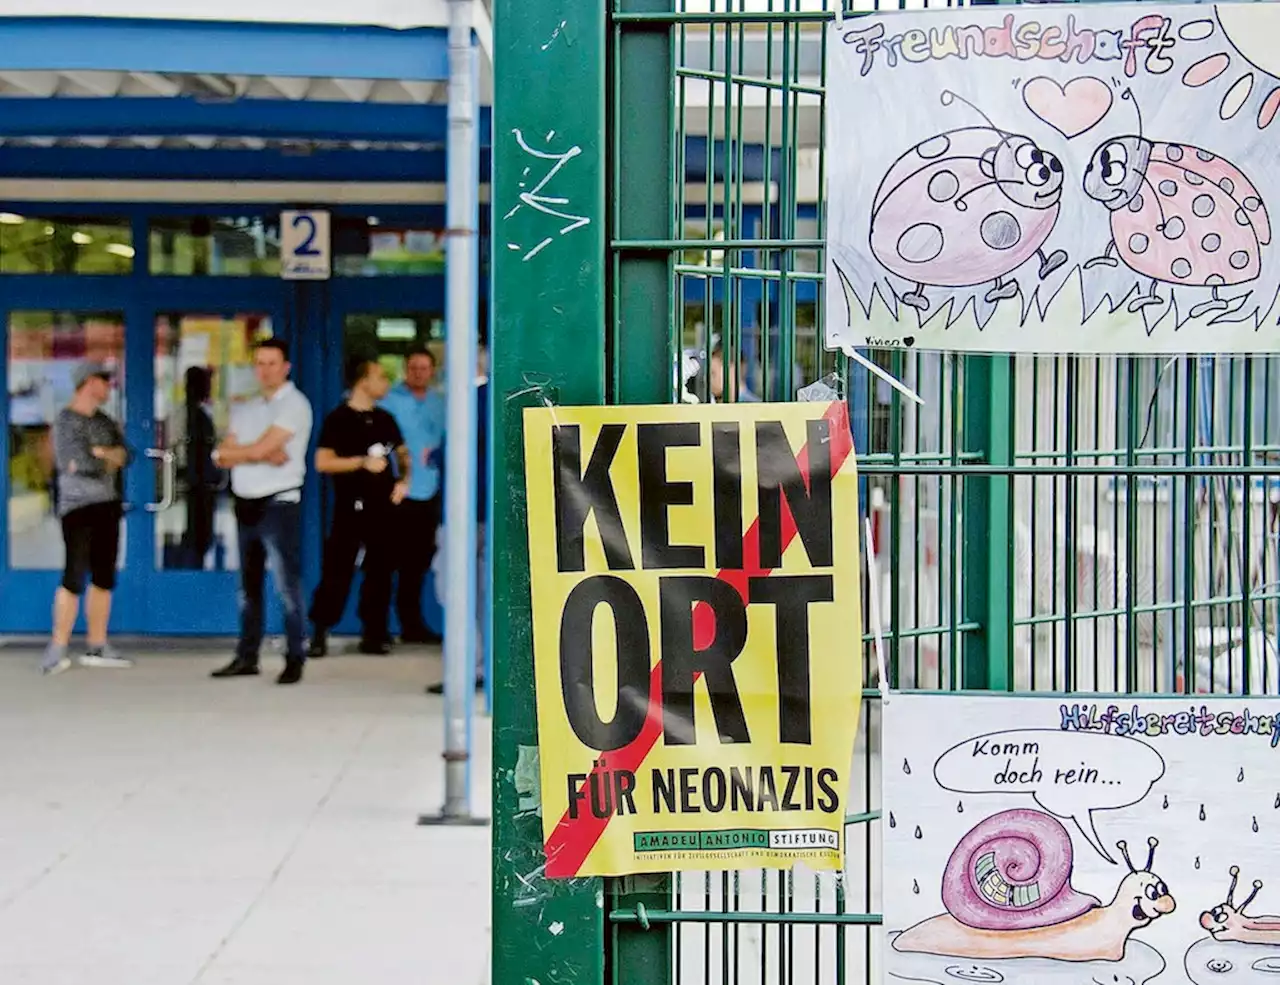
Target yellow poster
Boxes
[522,401,863,878]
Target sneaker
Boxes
[80,644,133,668]
[41,642,72,676]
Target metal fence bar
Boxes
[493,0,1280,980]
[613,0,679,980]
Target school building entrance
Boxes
[0,5,492,636]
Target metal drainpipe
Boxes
[424,0,482,825]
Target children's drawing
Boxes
[868,92,1069,313]
[1200,867,1278,944]
[891,808,1174,961]
[1081,90,1271,318]
[1022,76,1114,140]
[1184,868,1280,985]
[826,2,1280,353]
[885,694,1280,985]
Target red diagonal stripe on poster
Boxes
[543,401,855,878]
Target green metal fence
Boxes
[490,1,1280,983]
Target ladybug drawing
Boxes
[1083,91,1271,319]
[870,90,1069,314]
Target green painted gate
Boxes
[489,1,1280,983]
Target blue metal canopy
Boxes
[0,138,785,185]
[0,16,454,80]
[0,98,494,145]
[0,18,781,190]
[0,145,492,182]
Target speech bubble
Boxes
[933,728,1166,864]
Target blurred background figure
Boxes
[680,346,704,403]
[209,339,313,686]
[381,347,447,645]
[708,342,759,403]
[427,345,488,695]
[42,361,133,675]
[180,366,220,569]
[307,355,411,657]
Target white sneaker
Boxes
[80,644,133,668]
[41,642,72,676]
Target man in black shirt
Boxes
[306,355,411,656]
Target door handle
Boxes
[145,448,176,513]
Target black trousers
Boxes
[60,500,122,594]
[182,488,216,569]
[309,504,395,641]
[395,495,443,635]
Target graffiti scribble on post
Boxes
[505,128,591,261]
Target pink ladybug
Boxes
[870,90,1068,314]
[1083,94,1271,319]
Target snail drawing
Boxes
[1200,867,1280,944]
[892,808,1175,962]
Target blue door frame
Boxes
[0,202,481,637]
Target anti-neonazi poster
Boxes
[522,401,862,878]
[885,693,1280,985]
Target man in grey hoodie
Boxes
[41,361,133,675]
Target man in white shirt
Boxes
[207,339,314,685]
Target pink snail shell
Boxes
[941,808,1101,931]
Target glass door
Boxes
[1,309,128,632]
[142,310,281,633]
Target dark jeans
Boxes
[395,495,442,635]
[309,505,395,641]
[234,497,306,662]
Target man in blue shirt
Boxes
[425,361,488,694]
[380,347,446,644]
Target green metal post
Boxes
[961,354,1015,691]
[610,1,676,981]
[614,0,676,405]
[490,0,607,982]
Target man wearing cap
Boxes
[42,361,133,675]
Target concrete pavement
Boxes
[0,642,492,985]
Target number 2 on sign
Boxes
[292,214,321,257]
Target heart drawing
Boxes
[1022,76,1114,139]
